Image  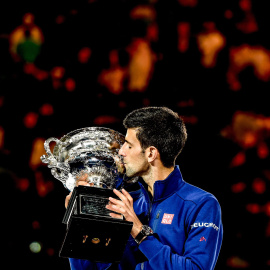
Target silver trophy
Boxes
[40,126,138,191]
[41,127,136,263]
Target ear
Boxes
[146,146,158,163]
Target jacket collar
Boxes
[152,165,184,202]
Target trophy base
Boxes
[59,215,133,263]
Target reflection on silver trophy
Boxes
[40,126,138,191]
[40,127,136,263]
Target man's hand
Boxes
[65,192,72,208]
[106,188,143,239]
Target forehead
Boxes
[125,128,140,145]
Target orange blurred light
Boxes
[51,66,65,79]
[23,13,35,26]
[221,111,270,150]
[127,38,156,92]
[35,171,54,197]
[227,256,250,268]
[242,132,257,148]
[29,138,47,169]
[98,66,126,94]
[130,5,156,20]
[227,45,270,90]
[197,23,226,68]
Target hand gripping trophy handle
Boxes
[40,137,70,185]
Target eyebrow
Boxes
[125,139,133,146]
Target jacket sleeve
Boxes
[137,196,223,270]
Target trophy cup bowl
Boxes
[40,127,136,263]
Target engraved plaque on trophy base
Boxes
[60,215,133,263]
[60,185,133,263]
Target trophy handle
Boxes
[40,137,70,184]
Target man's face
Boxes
[119,128,149,178]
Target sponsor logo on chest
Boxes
[161,213,174,224]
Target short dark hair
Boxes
[123,106,187,167]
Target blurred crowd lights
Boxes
[29,241,42,253]
[29,241,55,256]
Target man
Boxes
[67,106,223,269]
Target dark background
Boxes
[1,0,270,269]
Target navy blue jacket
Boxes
[69,166,223,269]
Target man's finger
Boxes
[113,188,130,204]
[65,192,72,208]
[121,188,133,203]
[77,181,90,186]
[109,212,124,220]
[108,197,125,208]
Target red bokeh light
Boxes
[65,78,76,92]
[231,182,246,193]
[55,15,65,24]
[257,142,269,159]
[35,70,49,81]
[32,220,40,230]
[0,96,4,107]
[264,202,270,216]
[224,10,233,19]
[252,178,266,194]
[93,115,120,125]
[24,112,38,128]
[16,178,30,192]
[40,103,54,116]
[46,248,55,256]
[230,152,246,167]
[246,203,260,214]
[78,47,92,63]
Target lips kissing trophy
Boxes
[40,127,137,263]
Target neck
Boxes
[142,165,174,196]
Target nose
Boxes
[119,144,125,157]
